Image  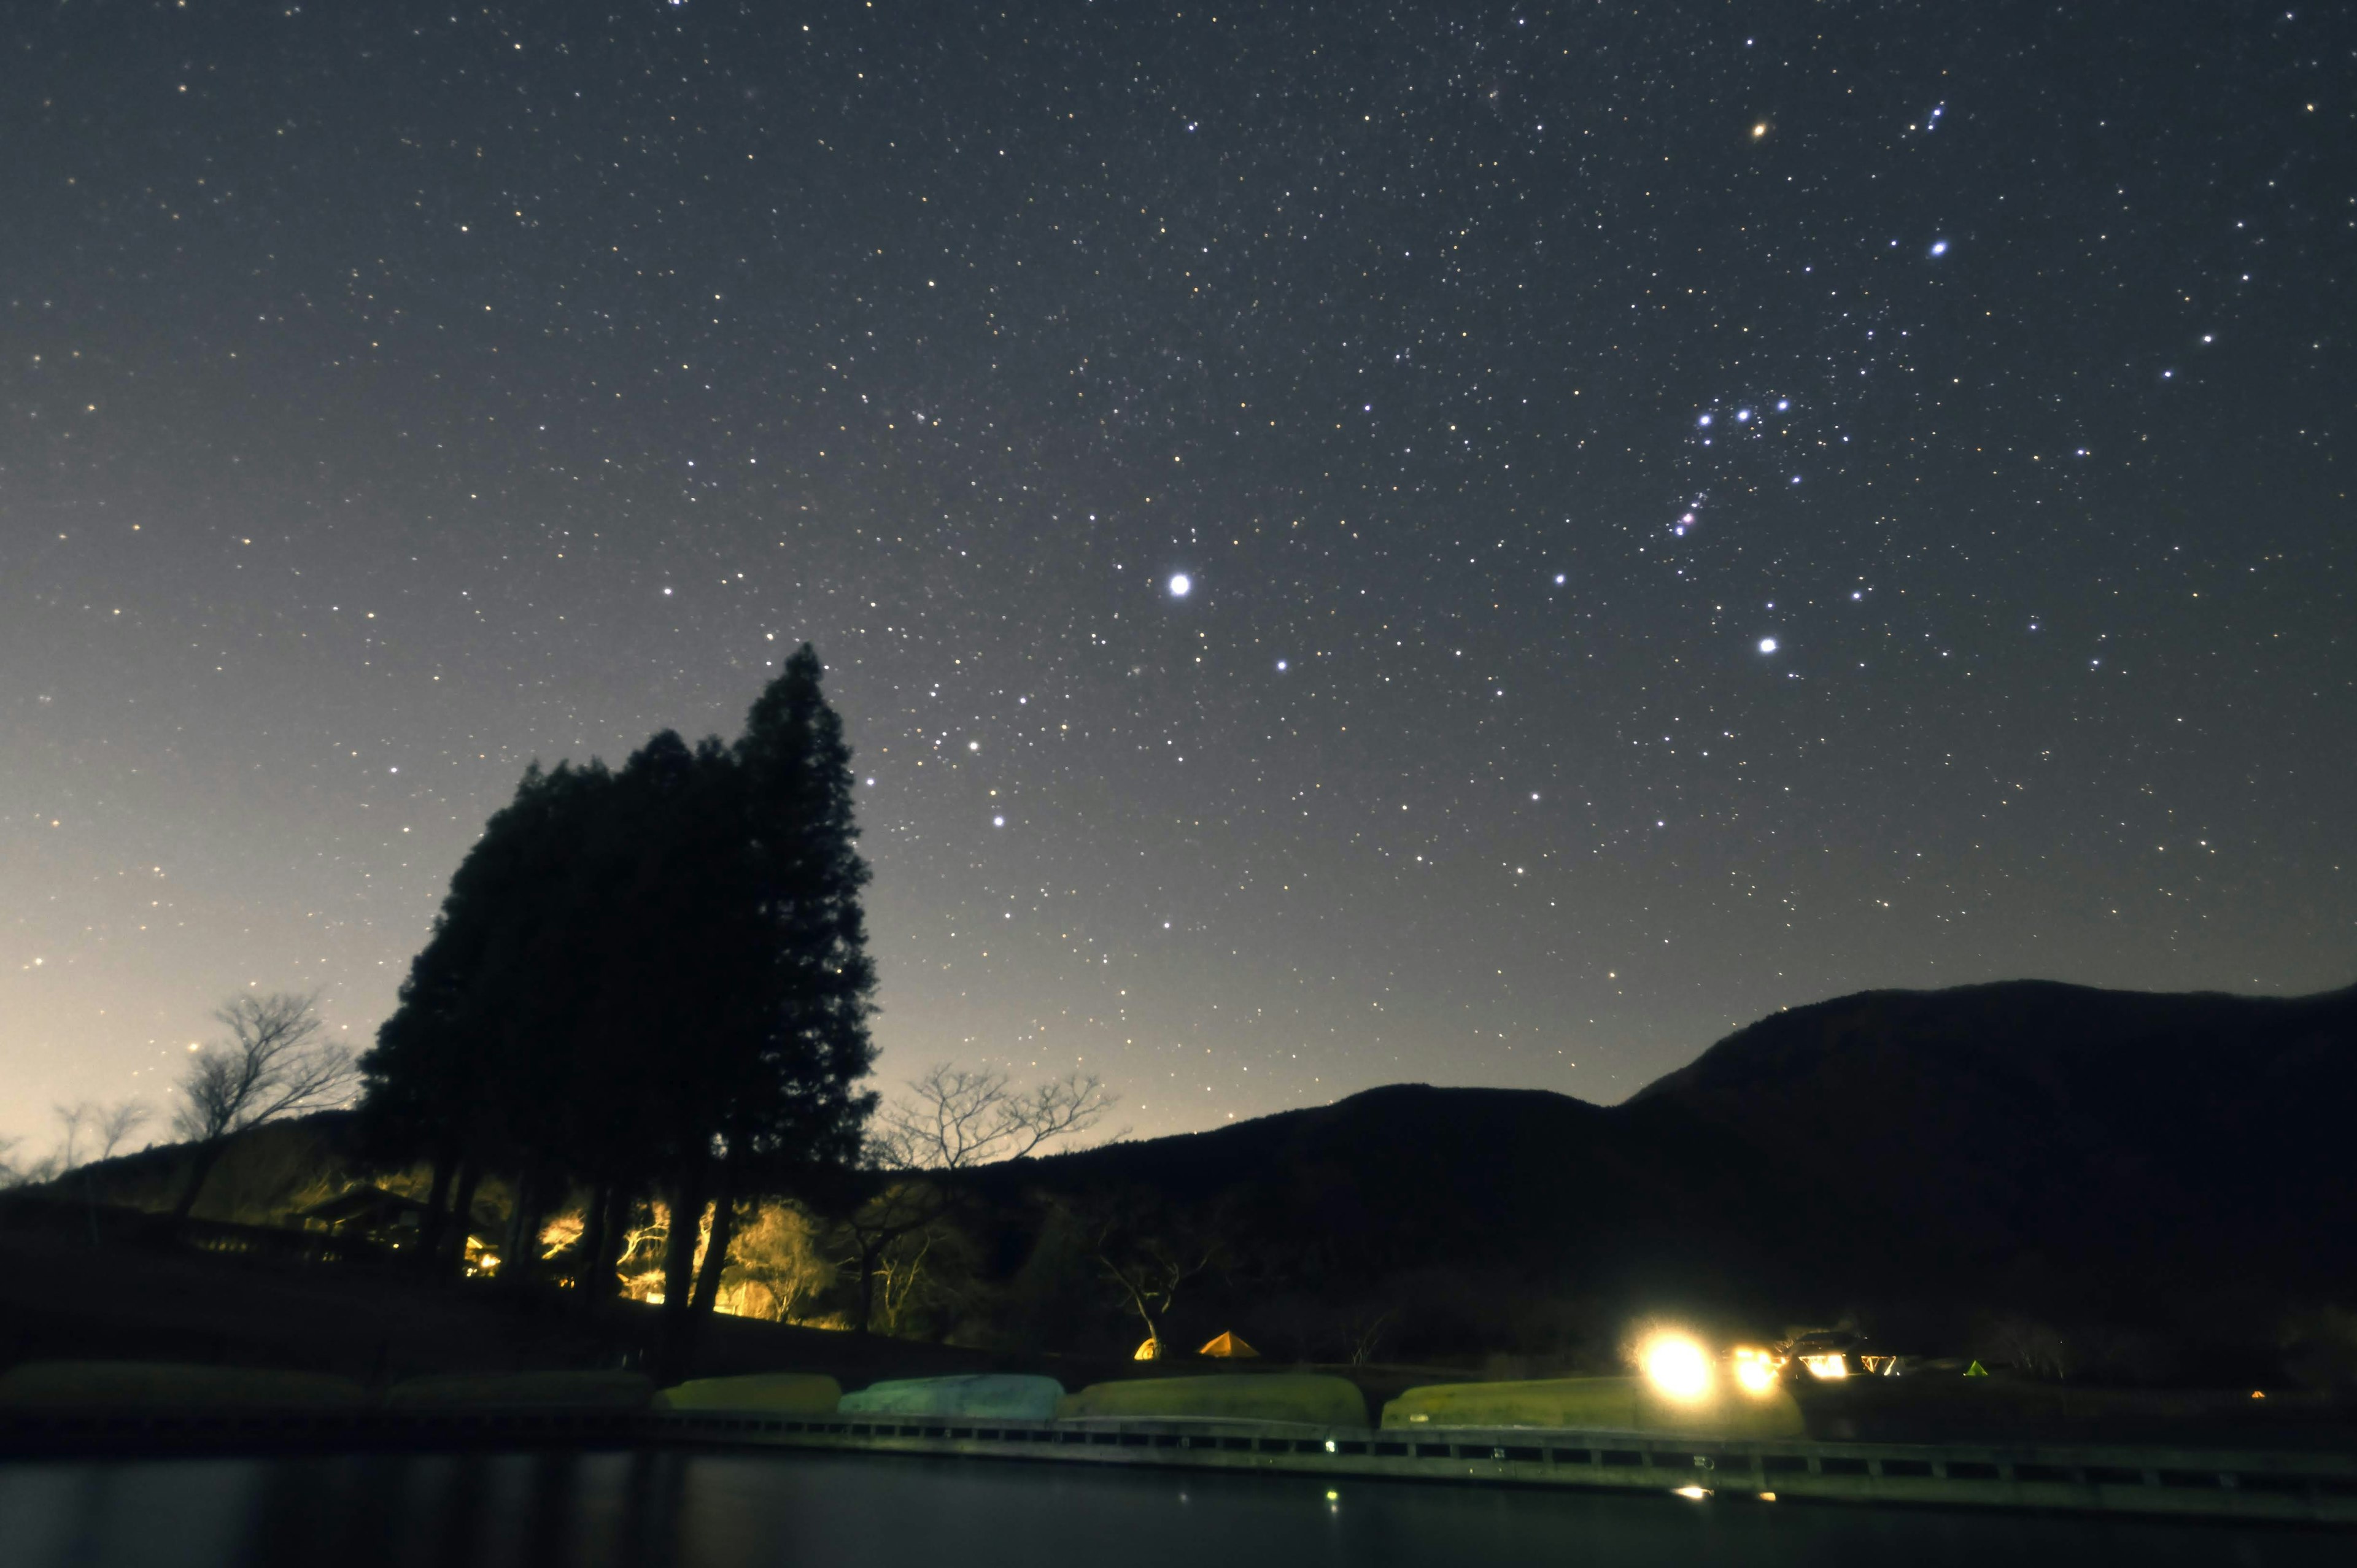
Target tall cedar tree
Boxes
[358,645,878,1323]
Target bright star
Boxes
[1929,239,1949,257]
[1168,573,1191,598]
[1697,414,1713,427]
[1275,659,1288,671]
[1759,638,1778,654]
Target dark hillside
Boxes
[978,1083,1922,1356]
[1629,979,2357,1298]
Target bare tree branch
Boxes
[835,1065,1116,1334]
[168,991,355,1225]
[872,1064,1117,1172]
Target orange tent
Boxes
[1198,1331,1258,1359]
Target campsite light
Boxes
[1800,1353,1849,1380]
[1638,1330,1715,1400]
[1674,1485,1711,1500]
[1732,1345,1780,1396]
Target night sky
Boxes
[5,2,2351,1155]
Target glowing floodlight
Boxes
[1639,1330,1715,1401]
[1732,1345,1781,1397]
[1800,1353,1850,1380]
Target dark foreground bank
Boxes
[1,1448,2346,1568]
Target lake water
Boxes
[0,1449,2340,1567]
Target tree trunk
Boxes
[501,1166,539,1283]
[690,1180,737,1317]
[442,1161,484,1277]
[657,1162,710,1383]
[660,1168,706,1311]
[590,1185,633,1297]
[168,1140,225,1230]
[416,1152,455,1271]
[855,1235,883,1336]
[577,1180,612,1293]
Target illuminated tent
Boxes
[1198,1331,1258,1359]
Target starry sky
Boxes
[4,1,2352,1156]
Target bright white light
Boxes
[1168,573,1191,598]
[1639,1331,1714,1401]
[967,740,980,752]
[1776,398,1789,411]
[1275,659,1288,671]
[1759,637,1778,654]
[1929,239,1949,257]
[1732,1346,1780,1396]
[1697,413,1713,427]
[1554,573,1566,584]
[992,816,1005,827]
[1736,409,1751,422]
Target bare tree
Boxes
[1088,1208,1219,1359]
[872,1065,1117,1171]
[169,992,355,1226]
[94,1100,153,1162]
[51,1100,153,1173]
[841,1065,1115,1335]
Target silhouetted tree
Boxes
[358,760,624,1273]
[659,647,882,1364]
[358,644,883,1340]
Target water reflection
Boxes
[0,1450,2337,1567]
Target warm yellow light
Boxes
[1674,1485,1711,1500]
[1639,1331,1714,1400]
[1751,122,1769,139]
[1732,1346,1780,1396]
[1800,1353,1849,1380]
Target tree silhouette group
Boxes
[357,645,879,1353]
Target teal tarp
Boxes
[837,1374,1064,1420]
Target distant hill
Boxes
[983,979,2356,1359]
[1631,979,2357,1294]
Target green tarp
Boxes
[838,1374,1064,1420]
[1382,1375,1804,1437]
[0,1361,366,1408]
[1058,1373,1368,1427]
[385,1371,654,1409]
[652,1372,842,1414]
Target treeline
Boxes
[356,646,878,1362]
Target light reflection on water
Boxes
[0,1449,2337,1568]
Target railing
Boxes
[10,1397,2343,1526]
